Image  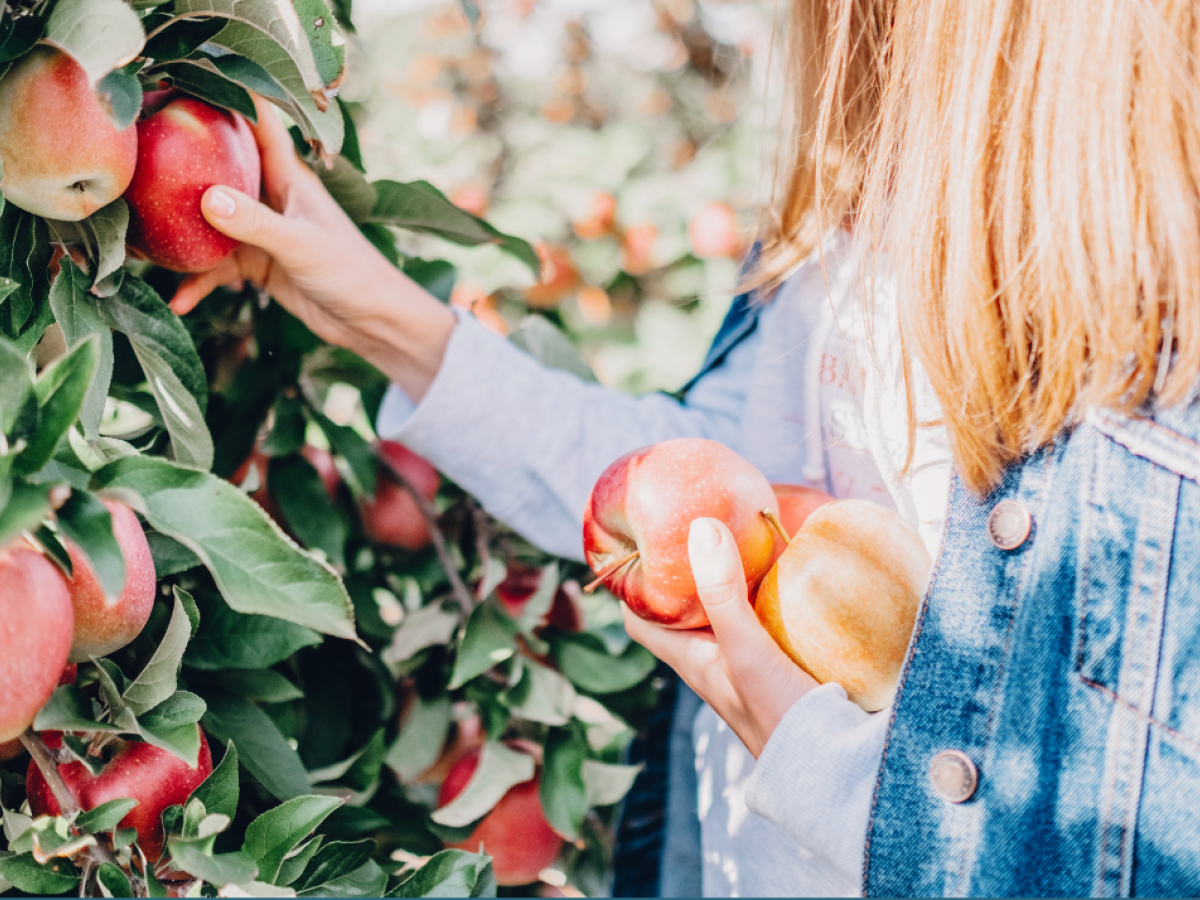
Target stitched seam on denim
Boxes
[954,448,1057,892]
[1087,408,1200,483]
[860,468,959,897]
[1080,677,1200,756]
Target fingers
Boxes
[169,253,245,314]
[200,185,298,259]
[249,94,305,178]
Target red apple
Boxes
[755,499,932,711]
[360,441,440,550]
[525,244,581,309]
[620,223,658,275]
[0,547,74,743]
[496,565,583,632]
[437,745,563,886]
[64,500,157,662]
[0,47,138,220]
[238,445,341,527]
[583,438,779,629]
[27,729,213,862]
[124,96,261,273]
[769,483,834,560]
[572,191,617,240]
[687,202,742,259]
[0,664,77,762]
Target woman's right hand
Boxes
[169,95,456,401]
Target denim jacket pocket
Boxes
[1079,409,1200,751]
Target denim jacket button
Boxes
[987,500,1032,550]
[929,750,978,803]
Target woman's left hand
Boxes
[623,518,818,758]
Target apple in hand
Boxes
[0,47,138,220]
[64,500,157,662]
[27,728,213,862]
[124,96,261,272]
[583,438,779,628]
[768,483,834,559]
[360,441,440,550]
[755,499,932,711]
[0,664,77,762]
[0,546,74,743]
[437,745,563,886]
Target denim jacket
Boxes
[866,402,1200,896]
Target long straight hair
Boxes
[767,0,1200,493]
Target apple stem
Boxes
[375,445,475,619]
[19,730,123,871]
[583,550,640,595]
[761,509,791,545]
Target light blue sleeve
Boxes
[376,312,763,561]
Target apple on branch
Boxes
[360,440,440,551]
[583,437,779,628]
[0,47,139,221]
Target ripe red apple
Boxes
[437,745,563,886]
[687,202,742,259]
[360,441,440,550]
[27,729,213,862]
[768,483,834,560]
[496,565,583,632]
[620,223,658,275]
[0,47,138,220]
[525,244,581,309]
[64,500,157,662]
[755,499,932,711]
[0,664,77,762]
[124,96,261,273]
[572,191,617,240]
[583,438,779,629]
[0,547,74,743]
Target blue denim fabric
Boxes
[866,402,1200,896]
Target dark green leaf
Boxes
[201,691,311,801]
[260,396,306,457]
[540,727,588,842]
[76,799,138,834]
[389,849,495,898]
[47,260,113,438]
[448,602,517,690]
[300,859,387,898]
[337,99,363,171]
[0,333,34,441]
[307,730,385,793]
[275,836,324,887]
[269,453,347,568]
[55,489,125,599]
[0,853,79,895]
[314,156,376,224]
[311,410,376,496]
[166,838,258,886]
[188,740,239,820]
[91,455,357,639]
[0,204,51,344]
[549,632,657,694]
[185,594,321,671]
[146,531,202,576]
[45,201,129,297]
[96,68,143,130]
[242,795,343,883]
[0,16,46,65]
[0,481,51,548]
[124,590,196,715]
[155,59,257,120]
[142,17,225,60]
[33,685,123,733]
[18,334,99,476]
[96,862,132,898]
[401,259,456,304]
[200,669,304,704]
[293,840,372,893]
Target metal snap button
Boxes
[987,500,1032,550]
[929,750,978,803]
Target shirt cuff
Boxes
[746,682,889,881]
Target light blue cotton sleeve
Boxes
[376,311,763,561]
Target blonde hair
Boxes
[767,0,1200,493]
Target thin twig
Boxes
[471,503,493,601]
[375,449,475,618]
[19,731,122,870]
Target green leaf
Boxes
[0,333,33,436]
[76,799,138,834]
[402,259,456,305]
[0,16,46,65]
[582,759,642,807]
[103,277,212,470]
[201,669,305,704]
[293,0,344,88]
[275,837,324,887]
[549,632,657,694]
[292,840,371,894]
[337,99,363,171]
[448,602,517,690]
[0,480,50,548]
[45,199,129,296]
[42,0,146,85]
[385,693,451,784]
[123,590,195,716]
[540,727,588,842]
[243,795,343,884]
[370,181,539,277]
[0,853,79,895]
[188,741,240,820]
[307,729,385,793]
[140,691,207,732]
[506,659,575,726]
[142,17,225,60]
[155,58,257,120]
[47,260,112,438]
[268,453,347,568]
[311,411,376,496]
[430,742,534,828]
[185,598,321,670]
[55,489,125,599]
[313,156,375,224]
[202,691,311,801]
[167,838,259,886]
[96,862,132,899]
[96,68,143,131]
[0,204,51,344]
[260,395,306,457]
[91,455,357,640]
[18,334,99,476]
[299,859,386,898]
[389,849,495,898]
[146,531,202,576]
[509,317,597,383]
[33,685,123,733]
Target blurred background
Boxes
[342,0,782,395]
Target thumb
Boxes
[201,185,295,258]
[688,518,764,646]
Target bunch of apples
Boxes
[0,47,260,272]
[583,438,932,711]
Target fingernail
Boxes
[689,518,722,552]
[207,187,236,219]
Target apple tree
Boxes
[0,0,660,896]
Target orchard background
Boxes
[0,0,775,896]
